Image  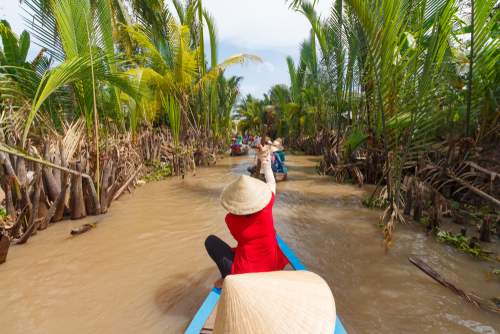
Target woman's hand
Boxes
[256,145,270,162]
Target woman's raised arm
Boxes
[257,146,276,195]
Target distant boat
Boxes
[274,164,288,181]
[230,145,249,156]
[185,235,347,334]
[249,164,288,182]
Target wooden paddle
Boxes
[254,125,267,179]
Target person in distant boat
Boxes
[272,140,285,162]
[270,146,284,172]
[253,136,261,147]
[205,145,290,289]
[237,135,243,146]
[230,139,239,150]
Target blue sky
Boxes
[0,0,334,99]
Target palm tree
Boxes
[217,75,244,138]
[19,0,145,146]
[235,97,269,134]
[0,21,47,110]
[123,12,261,139]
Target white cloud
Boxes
[4,1,334,61]
[179,0,334,54]
[240,84,261,96]
[257,61,275,73]
[1,1,334,97]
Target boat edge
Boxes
[185,236,347,334]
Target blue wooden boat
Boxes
[255,163,287,181]
[185,236,347,334]
[274,164,288,181]
[230,145,249,156]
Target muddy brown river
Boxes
[1,153,499,333]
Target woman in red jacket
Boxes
[205,145,289,289]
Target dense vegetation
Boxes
[0,0,259,262]
[0,0,260,148]
[236,0,500,246]
[0,0,499,259]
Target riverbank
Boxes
[0,127,227,262]
[284,134,500,261]
[1,153,499,333]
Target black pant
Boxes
[205,235,234,279]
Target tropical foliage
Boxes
[0,0,261,149]
[241,0,499,196]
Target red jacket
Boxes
[225,193,290,274]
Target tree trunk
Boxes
[52,141,61,190]
[34,187,50,225]
[53,173,69,222]
[11,205,29,239]
[109,161,116,186]
[84,176,100,215]
[39,183,70,230]
[181,97,189,141]
[83,182,93,216]
[100,161,110,214]
[1,152,22,201]
[4,181,16,221]
[18,164,41,244]
[145,135,150,161]
[106,182,119,208]
[453,214,465,224]
[418,154,426,180]
[479,215,491,242]
[70,164,86,220]
[427,193,441,231]
[60,145,70,215]
[0,234,10,264]
[404,180,413,216]
[413,191,422,222]
[16,157,31,219]
[469,236,479,249]
[43,141,60,202]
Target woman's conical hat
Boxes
[220,175,272,215]
[272,140,284,152]
[213,271,336,334]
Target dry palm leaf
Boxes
[62,117,86,161]
[382,203,408,250]
[409,257,500,314]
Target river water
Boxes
[1,153,499,333]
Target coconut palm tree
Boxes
[124,20,260,138]
[19,0,145,146]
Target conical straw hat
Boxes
[272,140,284,152]
[220,175,272,215]
[213,271,336,334]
